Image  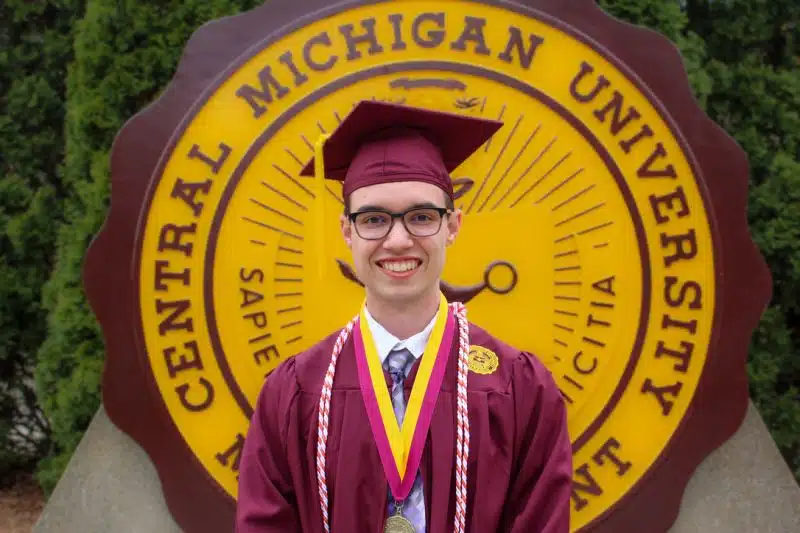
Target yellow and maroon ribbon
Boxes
[352,292,455,500]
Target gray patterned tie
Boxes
[384,348,426,532]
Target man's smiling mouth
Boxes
[376,258,422,274]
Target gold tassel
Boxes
[313,133,330,283]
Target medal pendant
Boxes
[383,513,416,533]
[384,503,416,533]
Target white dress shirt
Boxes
[363,306,438,366]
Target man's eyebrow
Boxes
[352,204,386,212]
[352,202,443,212]
[408,201,442,209]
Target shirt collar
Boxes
[363,305,439,365]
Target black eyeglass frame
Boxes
[347,206,452,240]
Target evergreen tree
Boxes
[33,0,262,494]
[0,0,85,482]
[687,0,800,478]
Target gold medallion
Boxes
[384,513,416,533]
[468,346,499,375]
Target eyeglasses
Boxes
[347,206,451,240]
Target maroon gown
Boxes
[235,322,573,532]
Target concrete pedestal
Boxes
[34,401,800,533]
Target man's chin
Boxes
[371,284,429,307]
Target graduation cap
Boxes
[300,100,504,202]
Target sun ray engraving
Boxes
[277,306,302,314]
[484,104,506,152]
[555,295,580,302]
[250,198,303,225]
[555,309,579,317]
[285,148,303,166]
[276,261,302,269]
[563,375,584,390]
[276,292,303,297]
[491,136,556,210]
[582,336,606,348]
[275,278,302,283]
[242,217,303,240]
[510,151,572,208]
[559,389,574,405]
[250,240,266,246]
[554,203,606,228]
[594,242,610,249]
[286,336,303,344]
[554,226,581,349]
[535,168,585,204]
[467,114,523,213]
[301,134,313,151]
[552,183,595,212]
[576,221,614,236]
[278,246,302,255]
[554,338,568,348]
[477,123,540,213]
[260,181,308,211]
[281,320,302,329]
[273,163,315,198]
[326,186,344,205]
[554,249,578,258]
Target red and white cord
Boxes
[316,304,470,533]
[316,317,356,533]
[452,302,470,533]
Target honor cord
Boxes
[316,303,470,533]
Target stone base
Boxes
[669,401,800,532]
[34,401,800,533]
[34,405,182,533]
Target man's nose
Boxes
[382,218,414,249]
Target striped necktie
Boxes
[384,348,426,532]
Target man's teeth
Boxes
[381,260,418,273]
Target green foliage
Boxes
[0,0,85,481]
[687,0,800,68]
[32,0,263,494]
[600,0,689,41]
[599,0,714,109]
[748,150,800,478]
[693,1,800,479]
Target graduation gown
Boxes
[235,321,572,532]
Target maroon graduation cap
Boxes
[300,100,504,201]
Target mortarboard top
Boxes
[299,100,504,201]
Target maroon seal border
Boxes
[82,1,772,532]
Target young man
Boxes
[235,100,573,532]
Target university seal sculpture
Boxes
[83,1,772,531]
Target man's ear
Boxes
[341,214,353,248]
[446,209,462,246]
